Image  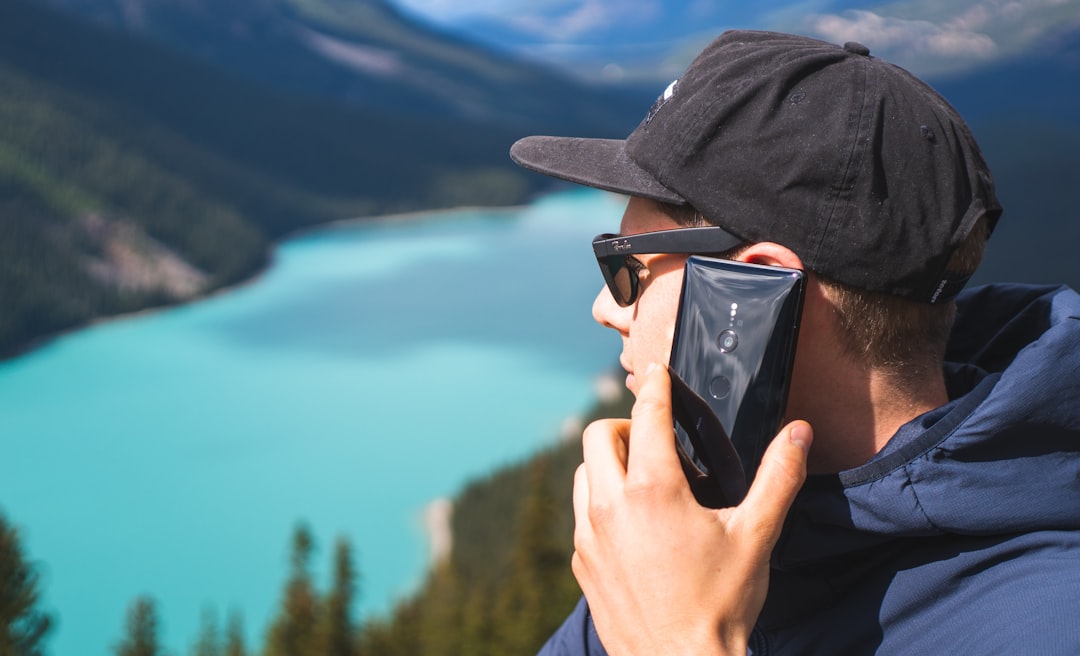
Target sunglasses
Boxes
[593,226,744,306]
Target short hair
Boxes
[820,219,988,377]
[655,200,988,382]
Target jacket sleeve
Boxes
[537,596,608,656]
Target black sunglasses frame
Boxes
[592,226,745,307]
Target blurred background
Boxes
[1,1,1078,654]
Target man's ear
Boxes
[735,242,804,271]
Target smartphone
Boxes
[668,256,805,508]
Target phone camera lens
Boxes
[718,330,738,353]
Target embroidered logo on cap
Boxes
[645,79,678,126]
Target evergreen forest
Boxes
[0,387,633,656]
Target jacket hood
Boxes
[775,283,1080,568]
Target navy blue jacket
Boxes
[540,284,1080,655]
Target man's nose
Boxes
[592,285,627,332]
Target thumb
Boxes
[737,421,812,546]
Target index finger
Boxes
[581,417,632,501]
[624,363,683,485]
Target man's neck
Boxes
[800,364,949,474]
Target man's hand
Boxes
[571,363,812,656]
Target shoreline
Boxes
[0,203,528,366]
[422,498,454,566]
[416,368,623,572]
[3,191,626,649]
[280,203,527,241]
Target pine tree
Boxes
[263,524,318,656]
[493,457,575,654]
[458,581,494,656]
[0,512,52,656]
[413,563,464,656]
[355,598,420,656]
[222,610,247,656]
[314,538,357,656]
[191,606,220,656]
[114,597,163,656]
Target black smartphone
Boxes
[668,256,805,508]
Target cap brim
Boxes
[510,136,685,205]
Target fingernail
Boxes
[789,423,812,451]
[645,362,659,375]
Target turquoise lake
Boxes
[0,189,626,655]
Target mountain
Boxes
[932,30,1080,291]
[0,0,649,359]
[31,0,654,129]
[3,0,1078,361]
[933,27,1080,127]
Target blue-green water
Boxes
[0,189,626,655]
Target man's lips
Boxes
[620,357,637,390]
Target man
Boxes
[510,31,1080,654]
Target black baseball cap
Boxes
[510,30,1001,303]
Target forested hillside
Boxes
[0,58,270,357]
[0,0,642,359]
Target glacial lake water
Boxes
[0,189,626,655]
